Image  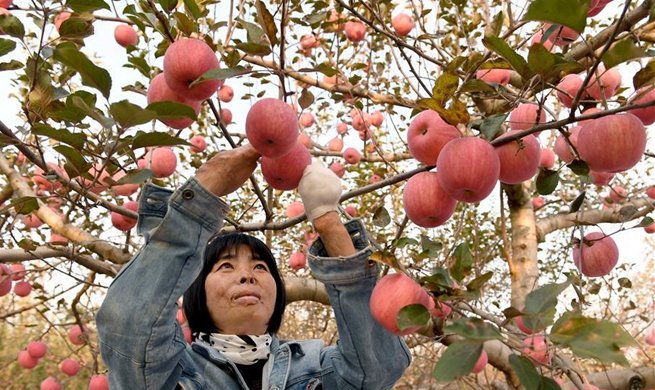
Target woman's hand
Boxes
[195,143,261,197]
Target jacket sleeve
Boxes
[307,218,412,390]
[96,178,228,390]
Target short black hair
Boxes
[183,232,286,335]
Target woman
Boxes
[96,144,411,389]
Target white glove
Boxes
[298,161,342,222]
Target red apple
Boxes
[300,34,319,49]
[32,162,65,192]
[590,171,614,186]
[370,273,433,336]
[41,377,61,390]
[407,110,461,166]
[27,341,48,359]
[21,213,43,229]
[471,350,488,374]
[509,103,547,131]
[0,1,12,8]
[370,111,384,127]
[50,233,68,244]
[403,171,457,228]
[111,201,138,231]
[141,147,178,178]
[543,23,580,46]
[68,324,87,345]
[147,73,201,129]
[645,327,655,345]
[628,87,655,125]
[298,132,312,148]
[163,38,221,101]
[342,147,361,164]
[217,84,234,103]
[344,21,367,43]
[521,335,552,366]
[494,131,541,184]
[539,148,556,168]
[54,11,72,32]
[608,185,627,203]
[13,281,31,297]
[351,111,371,131]
[554,126,581,163]
[289,252,307,271]
[60,358,80,376]
[646,186,655,199]
[556,74,586,107]
[0,264,12,296]
[246,98,299,158]
[220,108,232,124]
[261,142,311,190]
[299,112,315,128]
[369,174,383,184]
[88,375,109,390]
[586,66,622,101]
[286,201,305,218]
[10,263,25,281]
[110,170,140,196]
[329,162,346,178]
[476,69,511,86]
[114,24,138,48]
[392,13,414,36]
[572,232,619,277]
[327,137,343,152]
[531,32,555,50]
[532,196,545,209]
[578,107,603,126]
[577,114,646,173]
[336,122,348,135]
[437,137,500,203]
[644,222,655,234]
[17,350,38,369]
[344,205,357,217]
[189,135,207,153]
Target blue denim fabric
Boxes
[97,178,411,390]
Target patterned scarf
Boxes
[196,333,272,366]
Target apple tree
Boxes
[0,0,655,388]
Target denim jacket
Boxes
[96,178,411,390]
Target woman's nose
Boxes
[239,273,255,284]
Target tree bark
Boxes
[504,182,539,308]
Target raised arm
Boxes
[299,162,411,390]
[96,144,260,390]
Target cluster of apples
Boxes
[0,262,31,297]
[39,374,109,390]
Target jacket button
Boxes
[182,189,194,200]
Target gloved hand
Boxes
[298,161,342,222]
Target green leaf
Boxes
[372,206,391,227]
[54,145,90,177]
[65,0,110,13]
[432,72,460,105]
[146,101,197,121]
[53,42,112,98]
[397,304,431,332]
[416,235,442,260]
[487,11,504,36]
[602,39,649,70]
[0,59,23,71]
[299,88,314,110]
[105,169,152,185]
[536,168,559,195]
[445,318,503,341]
[451,242,473,282]
[183,0,201,19]
[1,196,39,215]
[432,341,483,382]
[632,61,655,89]
[420,268,455,291]
[528,43,556,76]
[235,42,272,56]
[173,11,197,37]
[70,95,114,128]
[567,159,590,176]
[551,312,637,365]
[110,100,156,129]
[523,0,588,33]
[255,0,279,46]
[314,62,338,77]
[569,191,586,213]
[466,271,493,291]
[0,14,25,39]
[508,355,542,390]
[236,18,271,55]
[58,16,95,39]
[0,38,16,57]
[635,216,654,228]
[132,132,190,149]
[483,34,530,79]
[31,123,87,149]
[157,0,178,13]
[392,237,419,249]
[522,278,571,332]
[480,113,508,140]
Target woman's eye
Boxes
[217,263,233,270]
[255,263,268,271]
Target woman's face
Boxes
[204,244,277,335]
